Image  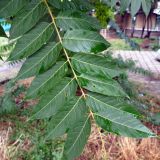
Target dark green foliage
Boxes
[0,81,17,115]
[0,1,156,159]
[0,93,17,114]
[56,11,101,31]
[91,0,114,27]
[150,113,160,125]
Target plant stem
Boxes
[43,1,107,158]
[43,0,86,98]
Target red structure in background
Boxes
[115,1,160,38]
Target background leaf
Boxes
[131,0,142,17]
[142,0,152,16]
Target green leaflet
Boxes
[30,78,77,119]
[95,116,155,138]
[0,93,17,114]
[103,0,117,7]
[45,97,87,140]
[142,0,152,16]
[120,0,131,13]
[63,115,91,160]
[26,61,68,98]
[17,42,62,80]
[0,0,27,18]
[8,22,53,61]
[131,0,142,17]
[48,0,91,10]
[10,0,47,38]
[0,80,17,114]
[0,25,7,38]
[56,11,100,31]
[71,53,121,78]
[87,93,155,138]
[87,92,140,116]
[62,29,110,53]
[110,0,117,7]
[48,0,79,10]
[78,74,127,97]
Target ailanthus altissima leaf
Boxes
[71,53,121,78]
[56,11,100,31]
[63,115,91,160]
[0,0,27,18]
[17,42,62,80]
[30,78,77,119]
[26,61,68,98]
[1,0,156,159]
[62,29,110,53]
[87,93,140,116]
[46,97,86,140]
[48,0,79,10]
[10,0,47,38]
[78,74,127,97]
[87,93,155,138]
[48,0,91,10]
[8,22,53,61]
[95,115,155,138]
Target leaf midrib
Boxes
[88,94,135,117]
[17,42,60,79]
[11,1,42,32]
[72,57,114,71]
[66,115,90,155]
[63,37,104,44]
[46,96,83,139]
[0,0,14,14]
[79,74,120,91]
[31,78,75,119]
[90,95,153,134]
[94,112,151,134]
[28,61,67,97]
[11,23,52,60]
